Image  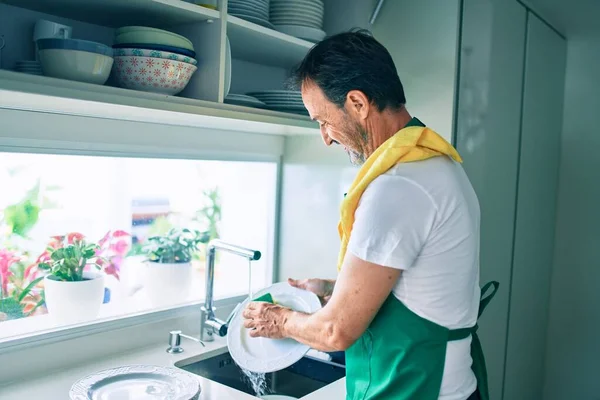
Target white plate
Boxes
[227,282,321,373]
[271,0,323,9]
[231,14,276,29]
[225,36,231,97]
[230,2,268,15]
[229,5,268,15]
[270,19,322,29]
[69,365,200,400]
[270,7,324,18]
[274,25,326,42]
[229,9,269,20]
[225,94,265,107]
[271,12,323,21]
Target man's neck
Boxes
[365,107,412,157]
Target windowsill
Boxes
[0,291,247,353]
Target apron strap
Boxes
[448,281,500,342]
[478,281,499,318]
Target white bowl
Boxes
[112,55,197,96]
[113,47,198,65]
[39,49,113,85]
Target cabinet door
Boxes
[503,13,567,400]
[456,1,527,398]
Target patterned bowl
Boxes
[112,55,197,96]
[113,47,198,66]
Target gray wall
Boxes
[544,36,600,400]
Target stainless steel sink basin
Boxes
[176,349,346,398]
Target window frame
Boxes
[0,94,285,352]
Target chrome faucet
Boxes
[200,239,261,342]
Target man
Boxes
[242,30,497,400]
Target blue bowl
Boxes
[112,43,196,58]
[37,38,113,57]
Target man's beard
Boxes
[347,149,365,166]
[346,123,368,166]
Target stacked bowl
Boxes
[270,0,326,42]
[229,0,274,29]
[111,26,198,96]
[37,38,114,84]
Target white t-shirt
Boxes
[347,155,481,400]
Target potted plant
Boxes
[37,232,120,323]
[142,228,207,305]
[0,249,45,321]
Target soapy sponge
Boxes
[253,292,274,304]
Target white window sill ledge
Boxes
[0,293,246,354]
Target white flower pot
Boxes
[44,271,105,324]
[143,261,193,306]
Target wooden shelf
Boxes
[1,0,220,27]
[227,15,315,68]
[0,70,318,136]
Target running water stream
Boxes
[240,258,268,397]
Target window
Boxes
[0,152,277,341]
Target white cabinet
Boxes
[0,0,320,134]
[457,2,566,399]
[504,13,566,400]
[457,1,527,398]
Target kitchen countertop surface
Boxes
[0,336,346,400]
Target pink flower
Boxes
[67,232,85,244]
[0,249,20,297]
[110,240,129,255]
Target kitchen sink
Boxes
[176,349,346,398]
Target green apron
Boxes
[344,117,498,399]
[345,281,499,400]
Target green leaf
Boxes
[0,297,24,320]
[38,263,51,270]
[17,276,44,302]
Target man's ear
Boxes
[346,90,370,120]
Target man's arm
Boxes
[243,174,434,351]
[244,252,401,352]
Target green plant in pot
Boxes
[37,233,117,323]
[142,228,208,305]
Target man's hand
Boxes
[242,301,292,339]
[288,278,335,306]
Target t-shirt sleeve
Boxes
[347,174,437,270]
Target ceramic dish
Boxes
[112,56,197,96]
[225,94,266,108]
[37,38,113,56]
[227,282,322,373]
[230,14,276,29]
[113,43,196,58]
[114,48,197,65]
[69,364,200,400]
[39,49,113,84]
[273,25,326,42]
[114,26,194,52]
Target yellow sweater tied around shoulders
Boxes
[337,126,463,271]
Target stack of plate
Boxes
[14,60,43,75]
[225,93,266,108]
[229,0,274,29]
[271,0,326,42]
[247,90,308,115]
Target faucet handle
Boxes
[167,330,205,354]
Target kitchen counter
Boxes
[0,336,346,399]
